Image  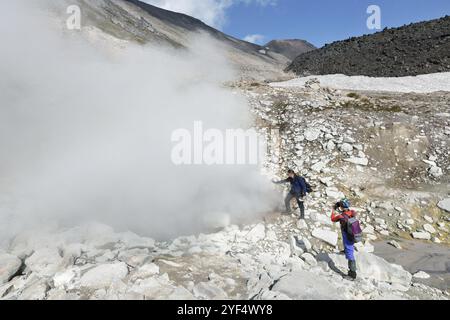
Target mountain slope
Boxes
[62,0,293,80]
[264,39,316,60]
[287,16,450,77]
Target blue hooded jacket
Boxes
[275,175,307,196]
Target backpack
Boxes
[342,212,363,243]
[305,181,313,193]
[293,176,313,195]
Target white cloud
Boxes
[243,34,265,44]
[142,0,277,29]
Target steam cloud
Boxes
[0,0,278,243]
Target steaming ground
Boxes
[0,1,278,244]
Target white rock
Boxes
[423,224,436,234]
[166,286,196,300]
[310,211,332,226]
[423,215,434,223]
[432,237,441,244]
[413,271,431,279]
[388,240,402,250]
[18,280,49,300]
[271,271,341,299]
[46,288,80,300]
[311,161,327,172]
[25,248,65,278]
[344,157,369,166]
[300,238,312,251]
[428,166,443,178]
[325,187,345,200]
[326,140,335,152]
[127,275,169,298]
[363,225,375,234]
[289,236,304,257]
[297,220,308,230]
[265,230,277,241]
[117,248,151,268]
[132,263,159,279]
[319,177,334,187]
[193,282,228,300]
[0,254,22,285]
[304,128,321,142]
[245,224,266,242]
[53,267,79,289]
[80,262,128,289]
[437,198,450,213]
[312,229,338,247]
[411,232,431,240]
[340,143,353,153]
[423,160,437,167]
[301,253,317,266]
[377,202,393,210]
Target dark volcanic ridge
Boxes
[264,39,317,60]
[287,15,450,77]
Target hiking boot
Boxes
[348,260,357,280]
[348,270,357,280]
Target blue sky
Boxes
[224,0,450,47]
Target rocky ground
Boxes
[241,78,450,245]
[1,78,449,300]
[0,218,447,300]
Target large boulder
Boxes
[271,271,341,300]
[0,254,22,285]
[411,232,431,240]
[312,228,338,246]
[25,248,65,277]
[325,252,412,287]
[17,280,49,300]
[244,224,266,242]
[80,262,128,289]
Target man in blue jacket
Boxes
[273,170,308,219]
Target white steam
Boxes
[0,1,277,243]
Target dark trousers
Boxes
[285,192,305,218]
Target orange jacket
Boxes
[331,209,356,223]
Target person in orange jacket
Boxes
[331,198,357,280]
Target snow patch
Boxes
[271,72,450,93]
